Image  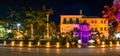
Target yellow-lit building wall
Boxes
[82,18,108,39]
[60,15,82,33]
[60,15,108,39]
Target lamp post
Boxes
[17,23,21,39]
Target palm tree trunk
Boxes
[31,24,34,39]
[37,26,40,39]
[46,14,50,39]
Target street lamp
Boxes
[17,23,21,39]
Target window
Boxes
[70,18,73,24]
[91,27,94,31]
[91,20,94,23]
[63,18,66,24]
[76,18,79,24]
[95,27,97,31]
[104,27,106,31]
[100,27,103,31]
[101,20,103,24]
[91,20,97,23]
[83,20,87,23]
[74,27,78,31]
[62,28,63,30]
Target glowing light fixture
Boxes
[37,41,41,46]
[110,41,113,47]
[56,42,60,48]
[11,41,15,47]
[28,41,32,47]
[96,39,101,45]
[46,42,50,48]
[19,41,23,47]
[88,46,96,48]
[116,41,120,46]
[78,45,81,48]
[77,40,81,48]
[66,42,70,48]
[7,29,11,33]
[101,41,105,47]
[78,40,81,44]
[3,41,6,46]
[89,39,95,43]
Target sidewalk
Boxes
[0,43,120,48]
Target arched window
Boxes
[101,20,103,23]
[76,18,79,24]
[95,27,97,31]
[83,20,87,23]
[74,27,79,31]
[100,27,103,31]
[95,20,97,23]
[104,20,106,23]
[91,20,94,23]
[70,18,73,24]
[91,27,94,31]
[63,18,66,24]
[104,27,106,31]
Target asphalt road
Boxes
[0,47,120,56]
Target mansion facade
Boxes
[60,15,108,39]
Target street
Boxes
[0,47,120,56]
[0,47,40,56]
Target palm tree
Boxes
[7,9,24,39]
[8,8,22,22]
[23,8,44,39]
[23,19,35,39]
[7,6,54,40]
[49,21,57,35]
[23,6,53,40]
[42,5,54,39]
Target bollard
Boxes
[11,41,15,47]
[101,41,105,47]
[116,41,120,46]
[56,42,60,48]
[66,42,70,48]
[37,41,41,46]
[109,41,113,47]
[3,41,6,46]
[19,41,23,47]
[28,41,32,47]
[46,42,50,48]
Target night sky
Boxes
[0,0,114,24]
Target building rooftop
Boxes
[60,14,100,18]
